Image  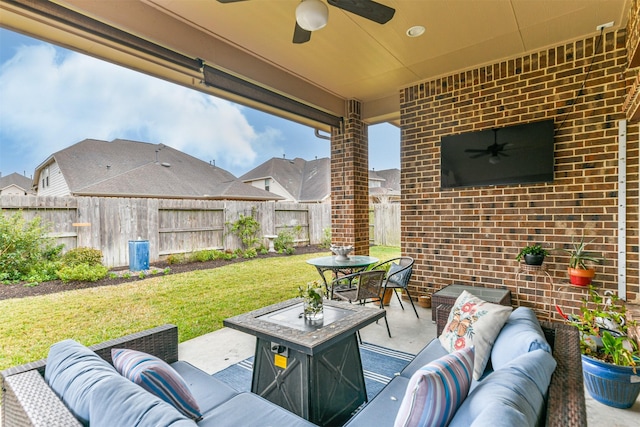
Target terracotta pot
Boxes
[382,289,394,305]
[568,267,595,286]
[418,295,431,308]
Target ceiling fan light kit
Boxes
[406,25,425,38]
[296,0,329,31]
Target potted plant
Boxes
[298,280,325,321]
[566,287,640,408]
[559,234,603,286]
[515,244,549,266]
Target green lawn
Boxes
[0,246,400,371]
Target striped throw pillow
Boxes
[111,348,202,420]
[394,347,474,427]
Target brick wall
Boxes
[400,29,638,320]
[331,100,370,254]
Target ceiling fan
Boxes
[464,129,513,164]
[216,0,396,44]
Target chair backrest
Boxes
[385,257,414,288]
[355,270,386,301]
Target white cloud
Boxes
[0,44,269,174]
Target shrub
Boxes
[57,264,109,282]
[227,212,261,249]
[190,250,213,263]
[0,211,64,282]
[62,247,104,267]
[321,227,332,248]
[214,250,236,261]
[274,229,295,254]
[166,253,186,265]
[242,248,257,259]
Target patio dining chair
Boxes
[370,257,419,318]
[331,269,391,338]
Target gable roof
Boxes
[0,172,34,194]
[35,139,281,200]
[370,169,400,191]
[240,157,330,203]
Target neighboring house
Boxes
[33,139,282,201]
[240,157,331,203]
[369,169,400,203]
[0,172,35,195]
[241,156,400,204]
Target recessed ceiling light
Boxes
[406,25,425,38]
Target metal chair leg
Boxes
[383,316,391,338]
[404,289,420,318]
[393,288,405,310]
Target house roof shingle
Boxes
[36,139,281,200]
[0,172,34,193]
[240,157,330,202]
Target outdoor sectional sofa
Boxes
[1,313,586,426]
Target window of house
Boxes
[42,167,49,188]
[265,178,270,192]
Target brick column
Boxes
[331,100,370,255]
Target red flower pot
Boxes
[568,267,595,286]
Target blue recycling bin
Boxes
[129,240,149,271]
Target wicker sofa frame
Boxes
[1,321,587,427]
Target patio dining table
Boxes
[306,255,378,297]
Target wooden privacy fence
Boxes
[0,196,398,267]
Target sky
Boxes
[0,28,400,179]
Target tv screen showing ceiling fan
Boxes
[440,119,555,189]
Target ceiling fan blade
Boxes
[470,152,489,159]
[293,22,312,44]
[464,149,488,153]
[328,0,395,24]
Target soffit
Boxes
[1,0,631,127]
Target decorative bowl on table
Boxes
[330,245,353,261]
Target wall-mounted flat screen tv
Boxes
[440,119,555,189]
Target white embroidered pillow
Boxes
[438,290,512,379]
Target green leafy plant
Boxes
[566,286,639,371]
[57,247,108,283]
[515,244,549,261]
[242,248,257,259]
[559,234,603,269]
[163,267,171,275]
[61,247,103,267]
[0,211,63,283]
[166,253,186,265]
[274,228,295,254]
[321,227,332,249]
[57,264,109,283]
[298,280,325,319]
[227,212,261,250]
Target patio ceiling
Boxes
[0,0,631,129]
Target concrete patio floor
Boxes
[180,296,639,426]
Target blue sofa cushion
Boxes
[343,376,411,426]
[89,373,195,427]
[449,349,557,427]
[112,348,202,420]
[170,361,239,413]
[491,307,551,370]
[44,339,120,425]
[197,393,316,427]
[394,347,474,427]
